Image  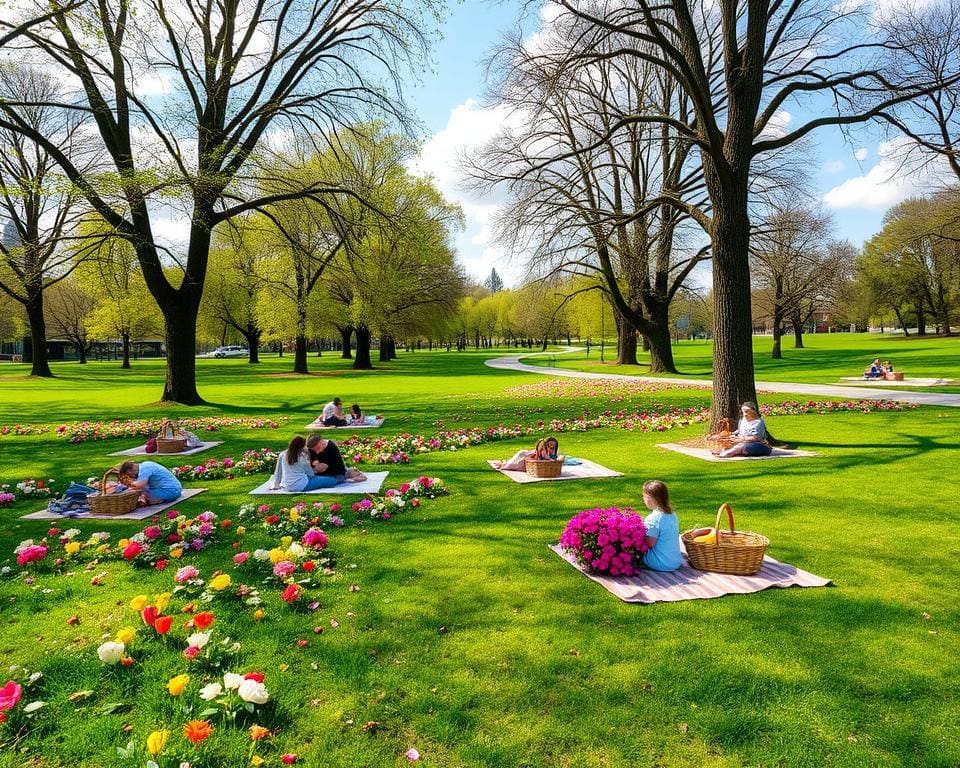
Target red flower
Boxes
[142,605,158,627]
[122,541,144,560]
[154,615,173,635]
[282,754,298,764]
[281,584,302,603]
[193,612,215,630]
[244,672,265,683]
[220,519,232,529]
[0,680,23,711]
[155,559,168,571]
[302,561,316,573]
[183,720,213,744]
[265,515,279,524]
[166,533,182,543]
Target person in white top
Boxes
[321,398,348,427]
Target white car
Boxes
[210,345,249,358]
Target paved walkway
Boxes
[485,351,960,408]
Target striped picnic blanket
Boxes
[549,544,830,603]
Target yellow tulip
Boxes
[268,548,285,564]
[170,548,184,559]
[129,595,148,611]
[251,756,265,766]
[280,536,293,547]
[289,509,299,522]
[167,674,190,696]
[118,538,130,548]
[154,592,172,613]
[116,627,136,645]
[208,574,232,591]
[64,541,81,555]
[146,729,169,756]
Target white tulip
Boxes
[237,679,269,705]
[23,701,45,713]
[223,672,244,690]
[187,632,211,649]
[97,641,125,665]
[198,682,222,700]
[253,549,271,561]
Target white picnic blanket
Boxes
[657,444,817,462]
[487,458,622,483]
[108,441,223,457]
[304,416,385,430]
[21,488,208,520]
[248,471,388,495]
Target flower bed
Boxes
[0,416,288,443]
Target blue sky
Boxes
[406,2,950,289]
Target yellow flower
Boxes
[251,756,265,766]
[268,548,285,564]
[280,536,293,547]
[289,509,300,522]
[146,729,169,757]
[170,548,184,559]
[253,609,265,621]
[154,592,172,613]
[129,595,148,611]
[118,538,130,548]
[236,526,246,535]
[115,627,136,645]
[278,663,288,673]
[167,674,190,696]
[64,541,81,555]
[208,574,232,591]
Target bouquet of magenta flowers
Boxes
[560,507,649,576]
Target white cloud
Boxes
[410,99,526,287]
[823,138,951,210]
[854,147,868,161]
[759,110,792,139]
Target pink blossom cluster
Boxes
[171,449,278,481]
[560,508,649,576]
[503,377,709,400]
[14,541,49,566]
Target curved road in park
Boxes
[485,349,960,408]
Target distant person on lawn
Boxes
[493,436,560,471]
[641,479,682,572]
[321,397,348,427]
[863,358,883,379]
[347,404,364,425]
[118,460,183,504]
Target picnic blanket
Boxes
[487,458,622,483]
[304,416,385,430]
[21,488,208,521]
[839,377,950,387]
[248,471,388,495]
[657,444,817,462]
[549,544,831,603]
[108,441,223,457]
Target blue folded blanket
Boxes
[563,458,583,466]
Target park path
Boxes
[485,351,960,408]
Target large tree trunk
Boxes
[244,325,261,363]
[25,291,53,377]
[353,325,372,369]
[340,326,353,359]
[771,305,783,360]
[707,165,758,430]
[645,319,676,373]
[616,317,638,365]
[791,310,805,348]
[121,332,131,369]
[293,300,308,374]
[77,341,88,364]
[161,308,202,404]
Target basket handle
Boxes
[710,503,736,544]
[101,467,122,494]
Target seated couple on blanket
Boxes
[320,398,365,427]
[493,436,560,470]
[269,434,367,491]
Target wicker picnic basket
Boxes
[156,418,188,454]
[682,503,769,575]
[524,438,564,478]
[706,417,737,455]
[88,468,140,516]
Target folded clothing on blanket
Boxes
[46,481,100,516]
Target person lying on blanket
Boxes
[118,460,183,505]
[641,479,682,572]
[492,436,559,471]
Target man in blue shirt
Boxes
[118,460,183,504]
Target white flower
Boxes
[198,682,222,700]
[223,672,244,690]
[237,679,269,705]
[23,700,46,713]
[28,671,42,684]
[97,641,125,664]
[253,549,271,561]
[287,543,305,558]
[187,632,211,649]
[63,528,81,539]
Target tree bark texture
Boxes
[121,332,131,369]
[353,325,372,369]
[340,327,353,359]
[161,308,202,404]
[25,292,53,377]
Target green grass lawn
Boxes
[0,350,957,767]
[521,332,960,393]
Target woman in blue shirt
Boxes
[716,402,772,457]
[641,480,683,572]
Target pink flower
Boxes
[234,552,249,565]
[405,748,420,761]
[175,565,200,583]
[143,526,162,540]
[282,753,298,764]
[302,528,328,549]
[273,561,297,578]
[0,681,23,711]
[183,645,201,660]
[329,503,341,513]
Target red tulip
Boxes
[193,612,215,630]
[142,605,159,627]
[154,615,173,635]
[244,672,265,682]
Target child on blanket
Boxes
[641,480,682,572]
[348,404,364,425]
[493,436,559,471]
